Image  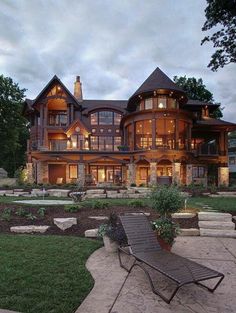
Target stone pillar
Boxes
[26,163,34,184]
[186,164,193,186]
[172,162,181,185]
[37,162,48,184]
[78,163,85,186]
[149,162,157,186]
[127,163,136,186]
[218,167,229,187]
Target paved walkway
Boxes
[76,237,236,313]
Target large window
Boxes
[179,120,188,150]
[90,136,121,151]
[69,165,78,179]
[158,97,167,109]
[90,111,122,126]
[193,166,205,178]
[144,98,153,110]
[90,165,122,184]
[70,134,85,149]
[135,120,152,149]
[48,111,67,126]
[156,119,175,149]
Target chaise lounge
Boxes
[118,213,224,303]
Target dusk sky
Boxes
[0,0,235,122]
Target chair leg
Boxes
[130,262,180,304]
[195,275,224,293]
[118,247,136,272]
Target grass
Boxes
[0,196,69,205]
[0,235,102,313]
[186,197,236,212]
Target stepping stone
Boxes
[89,216,108,220]
[53,218,77,231]
[171,213,196,219]
[5,193,19,197]
[86,189,104,194]
[199,221,235,230]
[179,228,200,236]
[86,194,107,199]
[200,229,236,238]
[10,225,50,233]
[47,189,70,197]
[198,212,232,222]
[129,212,150,216]
[85,228,98,238]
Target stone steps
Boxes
[198,212,236,238]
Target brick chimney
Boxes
[74,76,83,101]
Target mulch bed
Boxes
[0,203,235,236]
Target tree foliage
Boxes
[173,75,223,118]
[201,0,236,71]
[0,75,29,177]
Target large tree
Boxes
[201,0,236,71]
[173,75,223,118]
[0,75,29,177]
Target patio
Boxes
[76,237,236,313]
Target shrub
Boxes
[150,185,184,217]
[64,204,82,213]
[1,208,12,221]
[187,182,206,197]
[152,217,180,245]
[128,199,144,208]
[15,207,28,217]
[26,213,37,220]
[130,183,136,187]
[91,200,109,210]
[139,183,146,187]
[37,207,46,217]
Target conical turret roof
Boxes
[130,67,184,99]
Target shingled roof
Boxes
[130,67,184,99]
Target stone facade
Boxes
[149,162,157,185]
[172,162,181,185]
[218,167,229,187]
[26,163,34,184]
[127,163,136,185]
[186,164,193,186]
[78,163,85,186]
[37,162,48,184]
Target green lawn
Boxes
[0,196,69,205]
[187,197,236,212]
[0,235,102,313]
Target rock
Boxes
[86,189,104,194]
[13,189,24,192]
[171,212,196,219]
[107,193,124,199]
[119,189,127,194]
[10,225,50,233]
[129,212,150,216]
[202,192,211,196]
[31,189,49,197]
[85,228,98,238]
[200,228,236,238]
[47,189,70,197]
[179,228,200,236]
[198,212,232,222]
[233,216,236,221]
[180,192,191,197]
[106,190,118,195]
[217,191,236,195]
[5,193,19,197]
[89,216,108,220]
[86,194,107,199]
[128,194,143,199]
[198,221,235,230]
[53,218,77,231]
[0,168,8,178]
[13,192,30,196]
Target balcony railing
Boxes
[194,144,219,156]
[49,140,67,151]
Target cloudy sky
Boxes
[0,0,235,121]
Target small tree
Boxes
[150,185,184,217]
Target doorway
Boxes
[48,164,66,184]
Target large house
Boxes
[23,67,236,187]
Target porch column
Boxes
[37,162,48,184]
[186,164,193,186]
[26,163,34,184]
[150,162,157,186]
[172,162,181,185]
[127,163,136,186]
[78,163,85,186]
[218,167,229,187]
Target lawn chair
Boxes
[118,213,224,303]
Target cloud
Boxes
[0,0,235,121]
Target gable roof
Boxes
[82,99,127,114]
[130,67,185,99]
[195,117,236,131]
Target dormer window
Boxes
[144,98,153,110]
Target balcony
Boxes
[49,140,67,151]
[193,143,219,156]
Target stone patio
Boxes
[76,237,236,313]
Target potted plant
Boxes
[98,213,127,253]
[150,185,184,250]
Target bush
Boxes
[91,200,109,210]
[37,207,46,217]
[150,185,184,217]
[26,213,37,221]
[1,208,12,221]
[128,199,144,208]
[15,207,28,217]
[130,183,136,187]
[186,183,207,196]
[64,204,82,213]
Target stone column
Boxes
[172,162,181,185]
[149,162,157,186]
[78,163,85,186]
[218,167,229,187]
[26,163,34,184]
[37,162,48,184]
[127,163,136,186]
[186,164,193,186]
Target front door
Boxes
[48,164,66,184]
